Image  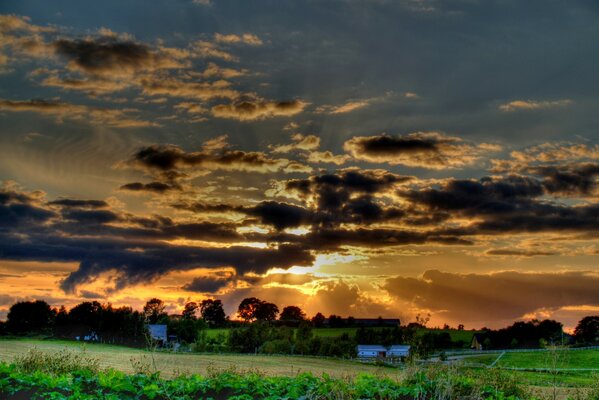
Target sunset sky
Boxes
[1,0,598,330]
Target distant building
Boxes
[387,345,410,358]
[356,345,387,358]
[471,334,484,351]
[147,324,167,344]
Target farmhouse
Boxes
[356,345,387,358]
[147,324,167,345]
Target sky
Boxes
[0,0,598,330]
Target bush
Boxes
[13,347,100,375]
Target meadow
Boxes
[205,326,477,342]
[1,338,598,391]
[0,338,395,379]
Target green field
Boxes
[457,349,599,386]
[205,326,476,343]
[459,349,599,370]
[2,338,598,391]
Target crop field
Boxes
[0,339,396,379]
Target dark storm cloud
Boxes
[344,132,500,169]
[176,169,410,230]
[244,201,313,230]
[127,144,289,174]
[0,200,56,226]
[486,249,558,257]
[402,175,545,216]
[401,175,599,234]
[52,37,185,75]
[288,169,411,195]
[182,275,231,293]
[531,163,599,195]
[60,208,120,224]
[0,225,313,293]
[384,270,599,323]
[173,200,314,231]
[119,181,180,193]
[48,199,109,208]
[0,186,314,292]
[262,227,471,252]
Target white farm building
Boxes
[356,344,411,359]
[387,345,410,358]
[356,345,387,358]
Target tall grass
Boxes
[13,346,100,375]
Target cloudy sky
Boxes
[1,0,598,330]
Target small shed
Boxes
[148,324,167,344]
[470,334,484,351]
[387,345,410,358]
[356,345,387,358]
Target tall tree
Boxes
[199,299,226,327]
[182,302,198,320]
[237,297,263,322]
[69,301,103,332]
[311,312,325,328]
[279,306,306,322]
[143,298,167,324]
[574,316,599,344]
[255,302,279,321]
[7,300,55,334]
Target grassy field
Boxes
[2,338,597,392]
[459,349,599,369]
[457,349,599,386]
[205,326,476,343]
[0,338,397,379]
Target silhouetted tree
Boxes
[311,312,325,327]
[238,297,263,322]
[7,300,55,334]
[69,301,103,333]
[279,306,306,322]
[255,302,279,321]
[143,298,167,324]
[237,297,278,322]
[200,299,226,327]
[182,302,198,320]
[328,314,344,328]
[574,316,599,344]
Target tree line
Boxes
[1,297,597,356]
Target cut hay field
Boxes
[0,338,396,379]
